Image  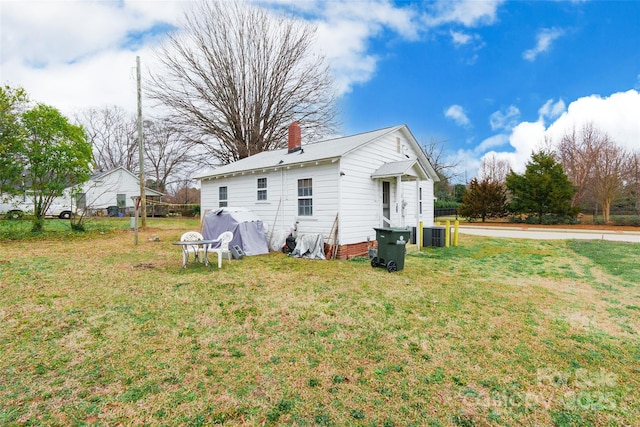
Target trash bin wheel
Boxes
[370,257,379,268]
[387,260,398,273]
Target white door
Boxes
[382,181,391,227]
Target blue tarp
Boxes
[202,208,269,256]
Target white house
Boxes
[69,167,163,216]
[196,123,439,258]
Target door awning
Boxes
[371,159,428,180]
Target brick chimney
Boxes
[288,121,301,153]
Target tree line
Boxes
[458,123,640,224]
[3,0,636,228]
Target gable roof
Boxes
[85,167,164,197]
[371,159,420,178]
[195,125,439,181]
[90,166,136,181]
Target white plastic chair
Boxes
[180,231,204,267]
[203,231,233,268]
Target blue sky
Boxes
[343,1,638,136]
[2,0,639,179]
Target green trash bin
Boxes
[371,227,411,272]
[107,205,119,217]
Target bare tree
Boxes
[478,153,511,183]
[75,106,138,172]
[592,134,628,223]
[557,123,628,223]
[148,0,338,166]
[557,123,600,207]
[143,119,201,194]
[420,137,462,201]
[420,137,460,183]
[164,179,201,205]
[625,150,640,214]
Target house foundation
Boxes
[331,241,374,260]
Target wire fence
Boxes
[434,207,458,220]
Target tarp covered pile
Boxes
[202,208,269,256]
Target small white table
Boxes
[172,239,220,268]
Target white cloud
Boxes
[489,105,520,131]
[424,0,504,27]
[0,1,180,66]
[507,120,548,171]
[478,150,518,173]
[476,134,509,153]
[523,27,565,61]
[316,19,381,94]
[473,90,640,177]
[451,148,482,183]
[2,47,161,116]
[266,0,422,94]
[545,90,640,152]
[538,99,566,120]
[0,0,509,116]
[0,0,186,116]
[450,30,472,46]
[445,104,471,127]
[0,0,429,106]
[449,30,485,55]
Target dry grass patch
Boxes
[1,219,639,426]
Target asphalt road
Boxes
[457,225,640,243]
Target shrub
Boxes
[612,216,640,226]
[509,214,578,225]
[434,200,460,209]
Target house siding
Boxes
[80,169,141,209]
[57,168,158,212]
[339,132,434,245]
[200,161,340,240]
[199,126,437,255]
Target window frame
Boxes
[76,193,87,210]
[257,177,267,201]
[219,186,228,207]
[297,178,313,216]
[116,193,126,208]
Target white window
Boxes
[257,178,267,201]
[116,194,126,208]
[297,178,312,216]
[219,186,228,207]
[76,193,86,210]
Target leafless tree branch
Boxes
[75,106,138,172]
[148,0,338,166]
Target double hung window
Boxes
[297,178,312,216]
[257,178,267,201]
[219,186,228,207]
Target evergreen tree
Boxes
[458,177,507,222]
[505,150,578,223]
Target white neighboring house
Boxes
[69,167,163,216]
[195,123,439,258]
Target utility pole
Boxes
[137,56,146,227]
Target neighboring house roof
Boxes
[79,166,164,197]
[195,125,439,182]
[90,166,136,181]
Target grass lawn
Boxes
[0,218,639,426]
